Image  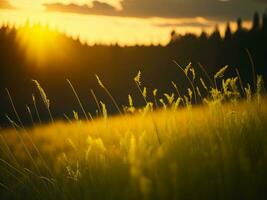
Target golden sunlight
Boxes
[1,0,267,199]
[16,23,66,66]
[0,9,252,46]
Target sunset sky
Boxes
[0,0,266,45]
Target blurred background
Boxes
[0,0,267,125]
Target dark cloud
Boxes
[44,1,118,16]
[44,0,267,20]
[0,0,14,9]
[120,0,267,20]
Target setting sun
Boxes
[15,23,67,66]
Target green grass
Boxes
[0,64,267,200]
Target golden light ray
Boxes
[15,23,68,67]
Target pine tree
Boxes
[199,31,208,41]
[237,18,243,31]
[224,22,232,40]
[170,30,177,43]
[210,25,221,41]
[262,11,267,32]
[252,12,260,30]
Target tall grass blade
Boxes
[5,89,24,129]
[198,63,215,88]
[32,94,42,124]
[67,79,89,121]
[95,75,122,114]
[235,68,245,95]
[32,80,54,123]
[26,105,34,126]
[90,89,102,117]
[173,60,197,104]
[245,48,256,93]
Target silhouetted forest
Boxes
[0,11,267,126]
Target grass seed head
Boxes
[184,62,192,76]
[153,89,158,97]
[214,65,229,79]
[164,93,174,104]
[134,70,141,86]
[100,101,107,119]
[142,87,147,98]
[245,83,252,101]
[257,75,264,95]
[196,86,202,97]
[200,78,208,91]
[190,68,196,81]
[32,80,50,109]
[95,75,105,88]
[128,94,133,107]
[188,88,193,102]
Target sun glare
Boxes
[16,23,66,67]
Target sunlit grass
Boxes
[0,64,267,199]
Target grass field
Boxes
[0,64,267,200]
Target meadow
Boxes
[0,63,267,200]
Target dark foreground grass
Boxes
[0,65,267,200]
